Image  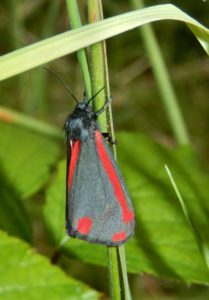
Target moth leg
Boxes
[83,90,87,101]
[94,97,112,117]
[102,132,117,145]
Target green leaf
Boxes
[0,122,60,199]
[0,230,99,300]
[44,132,209,284]
[0,4,208,81]
[0,167,32,242]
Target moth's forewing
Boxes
[66,131,135,246]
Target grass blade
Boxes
[131,0,190,146]
[165,165,209,269]
[0,4,208,81]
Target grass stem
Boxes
[131,0,190,145]
[66,0,92,99]
[88,1,132,299]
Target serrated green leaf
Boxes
[0,122,60,199]
[44,132,209,284]
[0,4,208,81]
[0,230,99,300]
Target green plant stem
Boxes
[118,246,132,299]
[108,247,121,299]
[88,1,107,131]
[8,0,22,50]
[66,0,92,99]
[8,0,28,112]
[88,1,131,299]
[0,106,61,139]
[130,0,190,145]
[30,0,60,115]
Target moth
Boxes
[65,92,135,246]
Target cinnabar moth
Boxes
[64,91,135,246]
[45,69,135,246]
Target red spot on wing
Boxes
[77,217,93,235]
[67,141,80,190]
[112,231,126,242]
[95,131,134,223]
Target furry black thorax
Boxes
[65,101,98,142]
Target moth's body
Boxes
[65,100,135,246]
[65,102,97,142]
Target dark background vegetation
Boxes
[1,1,209,156]
[0,0,209,299]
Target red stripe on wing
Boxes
[95,130,134,223]
[67,140,80,190]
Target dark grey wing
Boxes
[66,131,135,246]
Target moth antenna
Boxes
[44,67,79,103]
[86,86,105,106]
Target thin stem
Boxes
[8,0,28,112]
[108,247,121,300]
[99,3,117,157]
[88,0,107,132]
[30,0,60,116]
[118,247,132,300]
[88,1,131,299]
[66,0,92,99]
[131,0,190,145]
[8,0,22,50]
